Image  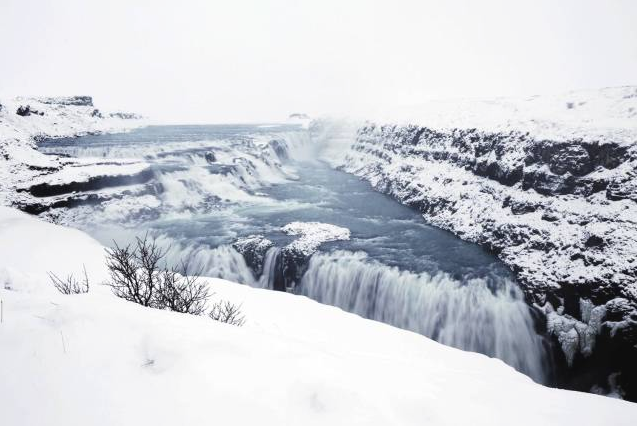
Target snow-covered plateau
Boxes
[0,96,147,212]
[1,206,636,425]
[313,86,637,399]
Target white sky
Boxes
[1,0,636,123]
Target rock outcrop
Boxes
[0,96,146,210]
[37,96,94,107]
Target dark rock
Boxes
[541,211,560,222]
[232,235,274,276]
[585,235,605,248]
[605,298,634,321]
[24,167,154,197]
[510,200,539,215]
[204,152,216,163]
[549,144,592,176]
[16,105,32,116]
[91,109,103,118]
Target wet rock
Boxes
[204,152,216,163]
[605,298,634,321]
[24,167,154,197]
[232,235,274,276]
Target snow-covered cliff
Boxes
[315,86,637,398]
[0,96,147,211]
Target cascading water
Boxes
[258,247,283,289]
[298,250,548,383]
[155,237,258,286]
[37,124,554,385]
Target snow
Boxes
[370,86,637,145]
[282,221,351,255]
[0,96,146,207]
[1,206,636,425]
[25,160,150,187]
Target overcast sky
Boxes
[1,0,636,123]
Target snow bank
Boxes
[282,221,351,256]
[2,208,634,425]
[371,86,637,145]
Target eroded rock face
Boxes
[319,121,637,399]
[234,223,351,292]
[37,96,94,107]
[232,235,274,276]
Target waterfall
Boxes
[257,247,283,289]
[298,250,548,383]
[152,237,258,286]
[148,238,549,383]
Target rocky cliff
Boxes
[0,96,147,212]
[315,86,637,398]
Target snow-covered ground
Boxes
[282,221,351,256]
[1,206,636,425]
[0,96,147,208]
[370,86,637,145]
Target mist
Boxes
[1,0,636,123]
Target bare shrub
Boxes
[106,235,210,315]
[157,261,209,315]
[105,234,165,307]
[48,265,89,294]
[209,300,245,326]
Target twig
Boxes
[60,331,67,354]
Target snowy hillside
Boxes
[0,96,147,209]
[314,86,637,399]
[1,206,636,425]
[373,86,637,145]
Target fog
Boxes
[1,0,635,123]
